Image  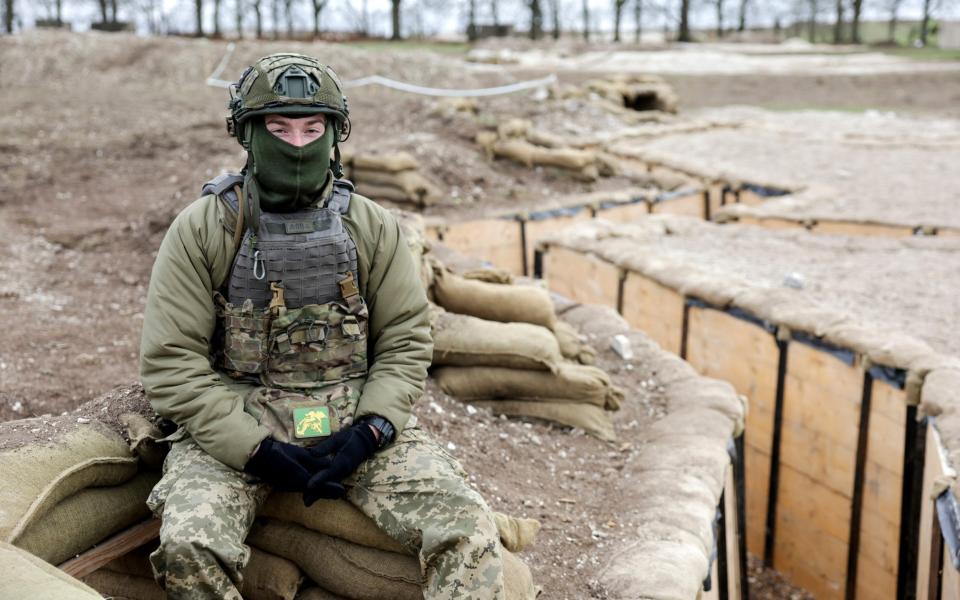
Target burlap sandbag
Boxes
[432,269,556,329]
[15,472,159,565]
[470,399,616,442]
[0,541,102,600]
[248,518,423,600]
[297,587,348,599]
[102,541,303,600]
[352,169,440,205]
[356,182,417,204]
[0,421,138,543]
[249,519,537,600]
[119,412,167,471]
[462,267,513,284]
[259,494,408,554]
[432,312,562,371]
[434,364,623,410]
[81,570,164,600]
[552,321,597,365]
[494,513,541,554]
[351,152,419,172]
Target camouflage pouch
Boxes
[243,382,362,447]
[262,301,369,389]
[215,294,272,375]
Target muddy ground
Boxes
[1,31,955,598]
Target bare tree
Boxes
[283,0,294,36]
[234,0,243,37]
[807,0,818,41]
[613,0,627,41]
[213,0,222,35]
[250,0,263,37]
[490,0,499,27]
[109,0,118,21]
[737,0,748,31]
[715,0,724,37]
[581,0,589,40]
[528,0,542,40]
[886,0,903,42]
[850,0,862,42]
[195,0,204,35]
[311,0,327,37]
[271,0,279,38]
[3,0,14,32]
[96,0,108,22]
[634,0,642,42]
[389,0,401,40]
[920,0,937,45]
[467,0,477,40]
[677,0,691,41]
[548,0,560,39]
[832,0,844,43]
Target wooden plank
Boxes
[814,220,915,239]
[777,463,851,545]
[724,463,743,600]
[856,549,899,600]
[543,246,620,309]
[917,426,951,600]
[745,445,772,555]
[943,552,960,599]
[441,218,524,275]
[723,187,739,206]
[59,519,161,579]
[859,507,901,575]
[523,210,593,276]
[425,225,442,242]
[774,508,847,599]
[707,183,724,219]
[738,188,773,206]
[595,200,650,224]
[619,272,685,355]
[650,191,707,219]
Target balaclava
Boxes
[249,118,334,212]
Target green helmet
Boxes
[227,53,351,148]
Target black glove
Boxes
[244,438,332,492]
[303,423,379,505]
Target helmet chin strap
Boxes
[242,156,262,234]
[333,143,344,179]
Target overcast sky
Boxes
[20,0,959,37]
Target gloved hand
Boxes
[244,438,332,492]
[303,423,379,506]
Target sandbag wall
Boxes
[536,220,960,599]
[426,185,707,277]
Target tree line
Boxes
[4,0,945,46]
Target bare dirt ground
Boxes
[1,31,957,598]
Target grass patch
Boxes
[877,46,960,61]
[344,39,470,55]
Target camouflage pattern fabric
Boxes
[148,426,504,600]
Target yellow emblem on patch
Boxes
[294,407,331,438]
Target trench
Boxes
[432,180,960,599]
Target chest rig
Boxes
[204,173,369,390]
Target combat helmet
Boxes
[227,53,351,169]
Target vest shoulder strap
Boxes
[202,173,244,236]
[328,179,355,215]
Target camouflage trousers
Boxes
[147,427,504,600]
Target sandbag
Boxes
[0,420,138,543]
[15,472,159,565]
[102,541,303,600]
[259,494,407,554]
[248,518,423,600]
[249,519,538,600]
[357,182,418,204]
[494,513,540,554]
[351,169,441,205]
[350,152,419,172]
[432,269,556,329]
[462,267,513,284]
[119,412,167,471]
[81,570,164,600]
[434,364,623,410]
[432,312,562,371]
[552,321,597,365]
[470,399,616,442]
[297,587,348,600]
[0,541,102,600]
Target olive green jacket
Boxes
[139,184,432,470]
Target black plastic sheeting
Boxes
[936,489,960,570]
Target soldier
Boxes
[140,53,504,599]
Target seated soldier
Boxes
[140,53,504,600]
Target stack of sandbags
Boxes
[246,494,540,600]
[0,416,159,565]
[476,119,601,181]
[342,150,442,207]
[430,266,621,441]
[0,541,103,600]
[584,74,679,114]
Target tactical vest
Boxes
[203,173,369,390]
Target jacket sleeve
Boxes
[349,199,432,435]
[139,197,270,470]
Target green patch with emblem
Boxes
[293,406,332,438]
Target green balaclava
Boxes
[249,118,334,212]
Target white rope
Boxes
[204,43,556,97]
